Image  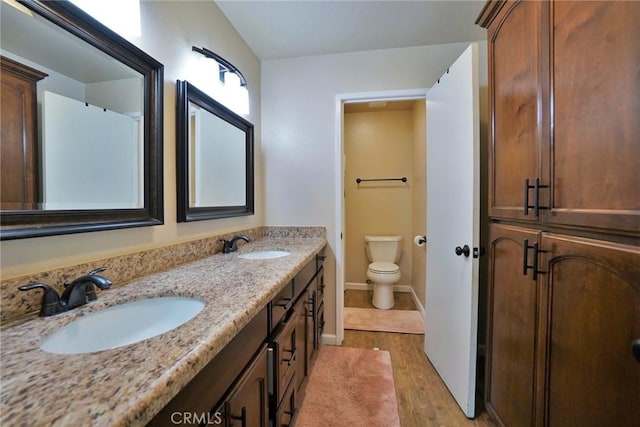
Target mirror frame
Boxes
[176,80,254,222]
[0,0,164,240]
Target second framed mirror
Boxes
[176,80,254,222]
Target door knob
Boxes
[455,245,470,257]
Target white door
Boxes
[424,43,480,418]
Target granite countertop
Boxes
[0,236,326,426]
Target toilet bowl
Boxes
[367,262,400,309]
[364,236,402,310]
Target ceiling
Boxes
[215,0,488,61]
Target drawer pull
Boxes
[229,406,247,427]
[282,348,297,366]
[275,297,294,311]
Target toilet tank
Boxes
[364,235,402,263]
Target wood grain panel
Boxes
[489,0,542,221]
[548,1,640,233]
[485,224,540,427]
[541,234,640,426]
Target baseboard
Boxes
[320,333,339,346]
[345,282,426,320]
[345,282,413,293]
[345,282,372,291]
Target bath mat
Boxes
[295,345,401,427]
[344,307,425,334]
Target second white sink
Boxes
[40,296,204,354]
[237,250,290,260]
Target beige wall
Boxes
[0,1,263,279]
[411,100,427,308]
[344,108,414,287]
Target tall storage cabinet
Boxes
[477,1,640,426]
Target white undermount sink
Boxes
[237,250,291,260]
[40,296,204,354]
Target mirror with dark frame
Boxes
[176,80,254,222]
[0,0,163,240]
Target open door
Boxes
[424,43,480,417]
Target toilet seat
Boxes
[368,262,400,274]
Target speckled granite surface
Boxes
[0,234,326,426]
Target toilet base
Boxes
[372,283,395,310]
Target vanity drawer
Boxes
[292,258,316,299]
[269,280,294,332]
[275,373,298,427]
[270,306,299,404]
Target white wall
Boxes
[261,41,484,339]
[1,1,262,278]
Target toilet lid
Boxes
[369,262,400,274]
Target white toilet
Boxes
[365,235,402,310]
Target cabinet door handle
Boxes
[229,406,247,427]
[523,239,547,281]
[524,178,549,216]
[632,339,640,363]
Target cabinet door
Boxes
[487,0,545,222]
[540,234,640,426]
[220,344,269,427]
[0,57,46,210]
[546,1,640,234]
[486,224,541,427]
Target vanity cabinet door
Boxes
[215,344,269,427]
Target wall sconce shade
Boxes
[192,46,247,87]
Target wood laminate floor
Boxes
[342,289,491,427]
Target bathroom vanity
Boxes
[150,246,326,426]
[0,235,327,426]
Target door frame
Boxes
[334,88,427,345]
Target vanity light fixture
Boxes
[192,46,247,87]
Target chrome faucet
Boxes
[19,267,112,316]
[219,235,251,253]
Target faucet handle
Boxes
[18,283,65,317]
[88,266,108,276]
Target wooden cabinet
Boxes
[478,1,640,426]
[0,56,47,210]
[215,345,269,427]
[482,0,640,235]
